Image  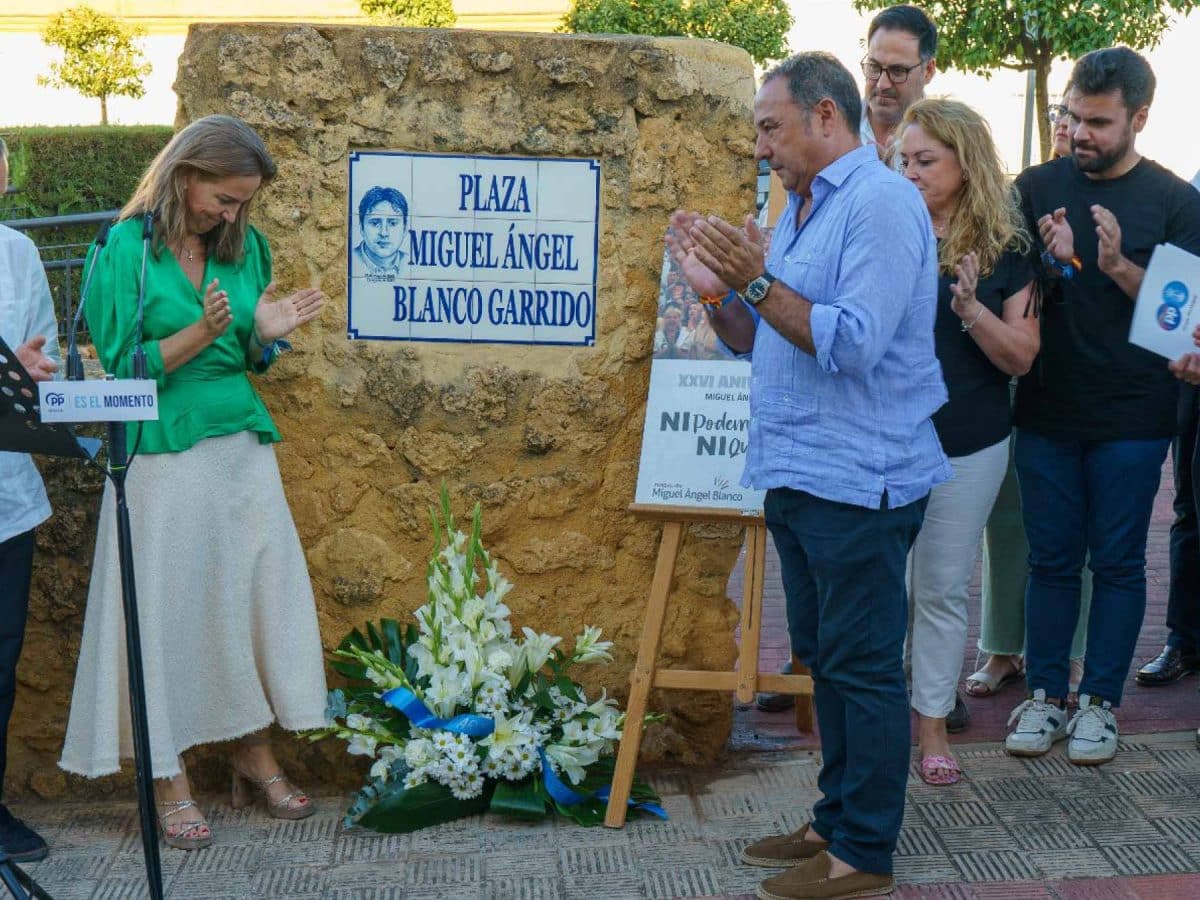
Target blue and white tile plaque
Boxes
[347,151,600,346]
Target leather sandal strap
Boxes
[156,798,199,818]
[157,799,209,837]
[269,789,306,810]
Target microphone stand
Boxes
[0,221,111,900]
[78,212,164,900]
[65,218,112,383]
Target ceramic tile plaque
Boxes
[346,151,600,346]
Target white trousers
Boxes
[909,437,1010,718]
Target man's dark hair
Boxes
[867,4,937,62]
[1070,47,1156,113]
[764,52,862,132]
[358,185,409,227]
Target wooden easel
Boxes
[603,504,815,828]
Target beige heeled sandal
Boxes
[157,799,213,850]
[230,768,315,820]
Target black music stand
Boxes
[0,853,50,900]
[0,337,162,900]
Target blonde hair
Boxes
[122,115,276,263]
[898,98,1029,277]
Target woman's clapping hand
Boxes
[252,282,326,344]
[200,278,232,338]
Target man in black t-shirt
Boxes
[1004,48,1200,766]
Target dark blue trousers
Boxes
[1167,387,1200,655]
[1016,429,1169,705]
[766,488,926,877]
[0,529,36,802]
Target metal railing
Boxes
[7,209,120,344]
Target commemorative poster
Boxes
[346,151,600,346]
[633,233,765,515]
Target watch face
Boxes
[745,277,769,304]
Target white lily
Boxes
[521,627,561,674]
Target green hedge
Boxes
[0,126,173,331]
[1,125,174,220]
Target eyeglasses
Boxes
[1048,104,1069,124]
[861,58,923,84]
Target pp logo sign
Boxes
[1158,304,1183,331]
[45,392,65,408]
[1159,280,1191,331]
[1163,280,1189,307]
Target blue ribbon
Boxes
[538,748,668,820]
[381,687,495,738]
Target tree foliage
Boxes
[359,0,457,27]
[38,5,152,126]
[561,0,793,65]
[852,1,1198,161]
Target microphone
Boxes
[68,217,114,381]
[131,210,154,379]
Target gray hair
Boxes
[763,52,863,133]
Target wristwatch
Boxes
[740,272,777,307]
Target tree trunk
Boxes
[100,95,108,126]
[1035,57,1052,163]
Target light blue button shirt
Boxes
[735,143,950,509]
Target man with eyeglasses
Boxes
[1004,48,1200,766]
[1049,96,1073,158]
[860,5,937,162]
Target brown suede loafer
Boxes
[756,851,894,900]
[741,823,829,867]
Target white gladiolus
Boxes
[347,734,378,758]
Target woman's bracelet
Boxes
[251,330,292,364]
[961,303,986,333]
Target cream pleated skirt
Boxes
[60,431,328,779]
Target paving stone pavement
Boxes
[10,730,1200,899]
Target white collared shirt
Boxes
[0,223,59,545]
[860,106,903,172]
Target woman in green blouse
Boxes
[60,116,328,850]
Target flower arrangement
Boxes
[311,492,663,832]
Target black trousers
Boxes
[0,528,36,802]
[1168,386,1200,654]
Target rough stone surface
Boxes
[14,25,757,801]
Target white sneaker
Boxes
[1067,695,1118,765]
[1005,689,1069,757]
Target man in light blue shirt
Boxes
[668,52,947,900]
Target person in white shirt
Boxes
[0,136,60,862]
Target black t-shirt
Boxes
[1013,156,1200,441]
[932,247,1033,457]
